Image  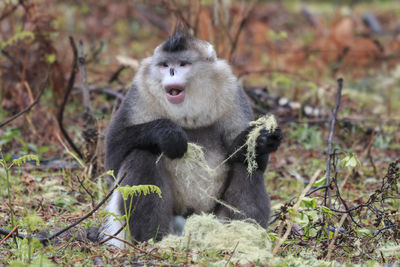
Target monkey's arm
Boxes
[105,118,188,174]
[227,126,282,172]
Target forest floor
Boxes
[1,0,400,266]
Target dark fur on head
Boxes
[162,25,192,52]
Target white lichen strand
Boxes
[245,114,278,174]
[177,142,216,179]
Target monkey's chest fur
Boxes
[162,127,228,215]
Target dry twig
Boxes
[0,2,20,22]
[225,241,239,267]
[99,224,125,245]
[0,226,18,246]
[57,36,83,159]
[0,73,48,128]
[324,78,343,208]
[229,0,257,61]
[326,213,347,261]
[78,40,92,113]
[77,39,99,165]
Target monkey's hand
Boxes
[156,121,188,159]
[228,126,282,167]
[255,127,282,155]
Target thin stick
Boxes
[324,78,343,208]
[229,0,257,61]
[77,39,92,113]
[0,75,48,128]
[55,133,85,168]
[0,225,18,246]
[73,86,124,100]
[364,131,377,176]
[77,39,98,165]
[99,223,125,245]
[76,175,95,208]
[0,2,19,22]
[101,232,164,260]
[46,172,127,242]
[339,172,351,191]
[225,241,239,267]
[272,169,321,256]
[326,213,347,261]
[57,36,83,159]
[108,66,126,84]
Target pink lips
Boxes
[165,84,185,104]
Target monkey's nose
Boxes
[170,68,175,76]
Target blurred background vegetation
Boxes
[1,0,400,265]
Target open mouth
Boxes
[165,84,185,104]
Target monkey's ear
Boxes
[205,43,217,61]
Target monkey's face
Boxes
[148,51,215,110]
[149,36,217,107]
[136,36,236,128]
[157,58,192,105]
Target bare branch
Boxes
[326,213,347,261]
[77,39,99,165]
[78,39,92,114]
[57,36,83,159]
[229,0,257,61]
[0,225,18,245]
[324,78,343,208]
[0,2,19,22]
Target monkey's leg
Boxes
[215,161,271,228]
[102,150,173,247]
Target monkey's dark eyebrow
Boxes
[180,60,192,64]
[157,62,168,67]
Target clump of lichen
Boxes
[157,213,273,264]
[157,214,339,266]
[245,114,278,174]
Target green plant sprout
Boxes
[0,30,34,49]
[0,152,41,264]
[0,152,39,230]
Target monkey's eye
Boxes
[180,61,191,67]
[159,62,169,68]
